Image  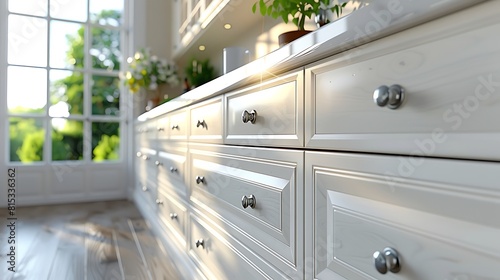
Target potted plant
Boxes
[184,58,216,89]
[252,0,347,46]
[123,48,179,110]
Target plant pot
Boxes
[278,30,312,47]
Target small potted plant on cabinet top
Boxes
[252,0,347,46]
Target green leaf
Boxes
[259,0,267,15]
[252,2,257,13]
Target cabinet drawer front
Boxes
[157,146,188,197]
[189,214,273,280]
[225,70,303,147]
[157,190,187,246]
[306,151,500,279]
[306,19,500,160]
[169,109,188,141]
[189,145,303,272]
[156,116,169,140]
[189,96,223,143]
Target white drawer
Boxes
[188,214,280,280]
[169,109,188,141]
[156,116,169,140]
[135,147,158,205]
[136,121,157,145]
[157,190,187,246]
[225,70,303,147]
[306,17,500,160]
[189,96,223,143]
[305,151,500,279]
[189,144,304,276]
[156,145,188,198]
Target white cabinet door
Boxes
[305,12,500,160]
[305,151,500,280]
[189,144,304,278]
[225,69,304,148]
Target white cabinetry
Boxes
[135,1,500,279]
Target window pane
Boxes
[9,117,45,162]
[8,66,47,114]
[91,27,121,70]
[8,15,47,67]
[90,0,123,27]
[52,119,84,161]
[8,0,47,16]
[92,75,120,116]
[50,21,85,69]
[50,0,87,22]
[50,70,84,116]
[92,122,120,162]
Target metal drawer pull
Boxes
[142,186,148,192]
[171,124,179,130]
[155,161,162,166]
[241,195,257,209]
[195,176,205,184]
[241,110,257,124]
[170,213,178,219]
[157,127,164,131]
[373,84,405,109]
[170,167,178,173]
[142,155,150,160]
[195,239,204,248]
[155,199,163,205]
[373,247,401,274]
[196,120,206,128]
[136,152,142,158]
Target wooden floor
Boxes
[0,200,183,280]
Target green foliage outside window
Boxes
[9,10,122,163]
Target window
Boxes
[7,0,127,163]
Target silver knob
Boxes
[195,239,204,248]
[241,110,257,124]
[157,127,164,131]
[155,161,162,166]
[171,124,179,130]
[170,213,178,219]
[142,186,148,192]
[196,120,206,128]
[155,199,163,205]
[373,84,405,109]
[142,155,150,160]
[136,152,142,158]
[195,176,205,184]
[170,167,178,173]
[373,247,401,274]
[241,195,257,209]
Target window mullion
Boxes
[84,0,91,164]
[45,3,51,164]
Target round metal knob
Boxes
[241,195,257,209]
[170,167,178,173]
[195,176,205,185]
[373,84,405,109]
[157,127,164,131]
[241,110,257,124]
[136,152,142,158]
[142,186,148,192]
[373,247,401,274]
[171,124,179,130]
[142,155,150,160]
[155,161,162,166]
[195,239,204,248]
[170,213,178,219]
[196,120,206,128]
[155,199,163,205]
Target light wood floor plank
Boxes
[130,219,183,280]
[0,200,182,280]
